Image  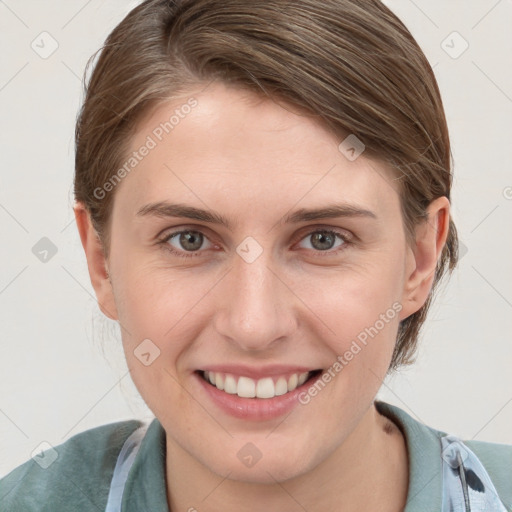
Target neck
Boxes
[165,402,409,512]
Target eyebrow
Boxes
[135,201,377,230]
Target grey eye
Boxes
[170,231,206,252]
[299,231,344,251]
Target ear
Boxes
[399,196,451,320]
[73,202,119,321]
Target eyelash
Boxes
[157,227,353,259]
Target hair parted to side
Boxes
[74,0,459,374]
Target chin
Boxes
[214,458,311,485]
[200,441,317,485]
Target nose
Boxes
[213,247,297,352]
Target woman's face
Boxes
[80,81,444,483]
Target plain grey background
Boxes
[1,0,511,477]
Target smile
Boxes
[200,369,322,399]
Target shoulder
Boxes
[463,438,512,509]
[425,419,512,508]
[0,419,143,512]
[433,428,512,509]
[464,437,512,466]
[375,400,512,509]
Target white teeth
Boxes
[288,373,298,391]
[202,370,314,399]
[215,372,224,391]
[256,377,275,398]
[297,372,309,386]
[237,376,256,398]
[224,374,237,394]
[275,377,288,396]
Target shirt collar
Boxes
[122,401,444,512]
[375,400,445,512]
[122,417,169,512]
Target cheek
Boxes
[295,257,404,337]
[115,276,194,418]
[113,256,195,335]
[110,267,181,371]
[113,265,215,394]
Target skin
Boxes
[75,81,450,511]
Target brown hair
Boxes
[74,0,459,374]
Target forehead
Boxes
[112,81,401,224]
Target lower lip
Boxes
[194,371,322,421]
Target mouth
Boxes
[196,369,323,399]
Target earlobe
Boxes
[73,202,119,321]
[399,196,451,320]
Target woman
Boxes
[1,0,510,511]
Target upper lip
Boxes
[198,364,321,380]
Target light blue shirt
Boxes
[1,400,511,511]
